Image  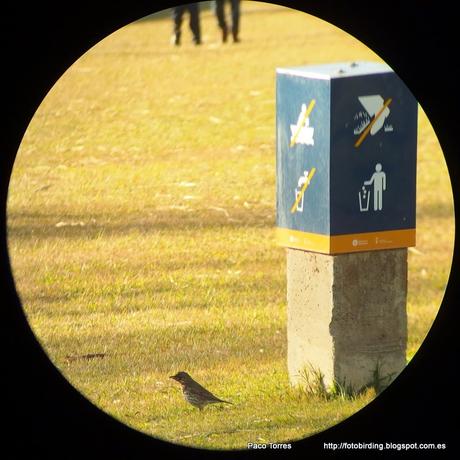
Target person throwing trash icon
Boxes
[364,163,386,211]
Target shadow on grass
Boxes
[8,207,275,241]
[53,321,286,373]
[20,268,285,316]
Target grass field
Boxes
[7,2,454,450]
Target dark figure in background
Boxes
[172,3,201,46]
[214,0,241,43]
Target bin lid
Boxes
[276,61,392,80]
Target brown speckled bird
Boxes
[170,371,233,411]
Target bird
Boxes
[170,371,233,411]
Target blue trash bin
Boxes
[276,61,417,254]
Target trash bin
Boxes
[276,61,417,254]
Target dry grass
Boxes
[7,2,454,450]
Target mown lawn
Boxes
[7,2,454,450]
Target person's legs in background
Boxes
[188,3,202,45]
[172,6,185,46]
[214,0,228,43]
[230,0,240,42]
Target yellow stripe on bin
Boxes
[329,228,415,253]
[276,227,416,254]
[276,228,330,253]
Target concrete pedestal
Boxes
[287,248,407,393]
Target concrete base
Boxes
[287,248,407,393]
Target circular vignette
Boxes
[3,1,457,455]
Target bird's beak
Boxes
[169,375,176,380]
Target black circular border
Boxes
[2,1,458,458]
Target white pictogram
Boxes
[291,168,316,214]
[359,163,386,211]
[358,185,370,212]
[290,100,315,147]
[353,95,393,147]
[294,170,309,212]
